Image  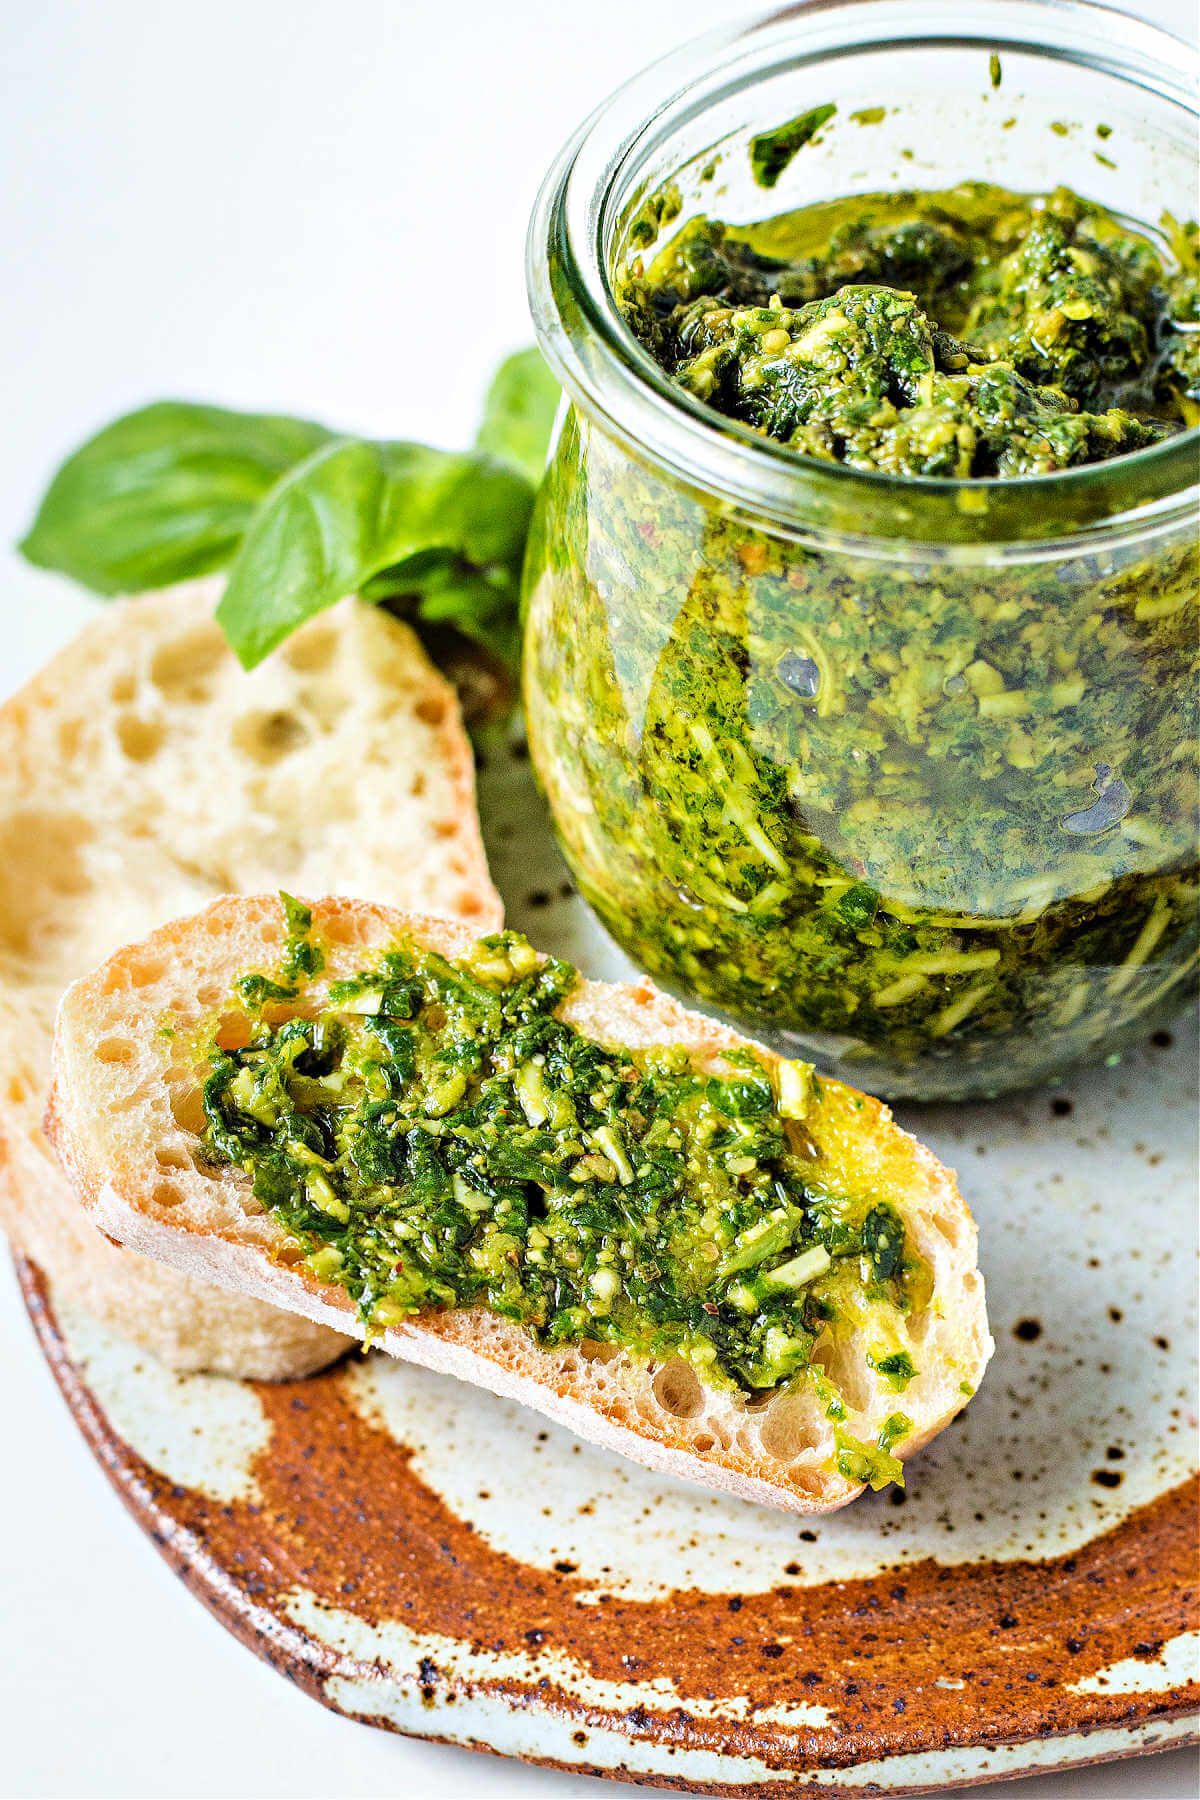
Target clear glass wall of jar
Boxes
[523,0,1200,1101]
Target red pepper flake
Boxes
[637,521,661,547]
[702,1301,720,1316]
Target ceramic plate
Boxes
[20,743,1199,1795]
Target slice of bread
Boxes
[47,894,992,1512]
[0,582,502,1378]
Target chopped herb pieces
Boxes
[620,185,1193,475]
[872,1350,918,1392]
[199,919,922,1420]
[750,104,837,189]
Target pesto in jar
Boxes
[522,184,1199,1098]
[619,185,1199,471]
[196,904,922,1479]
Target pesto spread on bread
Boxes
[197,902,919,1479]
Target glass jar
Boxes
[523,0,1199,1101]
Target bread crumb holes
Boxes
[758,1399,821,1463]
[150,630,224,701]
[281,626,337,673]
[124,955,167,989]
[233,709,310,764]
[116,714,165,763]
[168,1084,207,1135]
[155,1147,193,1174]
[652,1360,704,1419]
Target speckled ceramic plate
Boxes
[19,743,1200,1795]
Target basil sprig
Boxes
[19,350,558,673]
[215,438,535,670]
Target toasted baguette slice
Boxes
[48,895,992,1511]
[0,582,501,1378]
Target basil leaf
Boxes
[20,401,335,594]
[474,348,560,485]
[215,438,534,669]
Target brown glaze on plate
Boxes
[17,1261,1198,1793]
[19,744,1200,1793]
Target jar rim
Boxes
[526,0,1200,551]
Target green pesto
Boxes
[233,895,324,1009]
[618,185,1199,474]
[522,182,1199,1099]
[838,1410,912,1488]
[525,406,1198,1096]
[198,918,922,1419]
[870,1349,917,1392]
[750,104,837,190]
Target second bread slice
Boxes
[0,581,501,1377]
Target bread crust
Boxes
[0,583,501,1377]
[47,894,992,1511]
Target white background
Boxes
[1,2,1197,1796]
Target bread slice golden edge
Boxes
[47,893,993,1514]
